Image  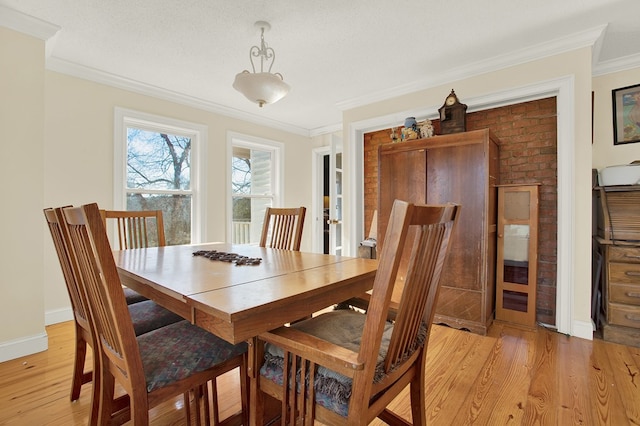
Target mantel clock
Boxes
[438,89,467,134]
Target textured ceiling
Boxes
[3,0,640,134]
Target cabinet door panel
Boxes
[426,143,486,291]
[378,148,426,248]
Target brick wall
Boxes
[363,97,557,325]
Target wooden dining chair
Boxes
[259,207,306,251]
[63,203,248,426]
[100,209,166,249]
[100,209,168,304]
[251,200,459,425]
[44,208,183,409]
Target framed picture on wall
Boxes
[613,83,640,145]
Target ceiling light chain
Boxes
[233,21,290,107]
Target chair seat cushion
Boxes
[129,300,183,336]
[138,320,247,393]
[260,310,399,417]
[123,287,148,304]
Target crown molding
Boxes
[592,52,640,76]
[46,56,312,137]
[336,25,607,112]
[309,122,342,137]
[0,5,60,40]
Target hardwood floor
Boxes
[1,320,639,425]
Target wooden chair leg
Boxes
[70,326,88,401]
[97,366,116,426]
[409,352,427,426]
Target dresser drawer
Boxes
[609,283,640,306]
[608,303,640,328]
[609,262,640,285]
[608,246,640,263]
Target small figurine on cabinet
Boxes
[401,117,420,141]
[390,127,399,143]
[438,89,467,134]
[419,119,434,138]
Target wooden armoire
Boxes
[377,129,500,334]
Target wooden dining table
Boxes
[114,242,378,345]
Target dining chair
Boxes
[100,209,168,304]
[259,207,306,251]
[100,209,166,249]
[63,203,248,426]
[251,200,459,425]
[44,207,183,407]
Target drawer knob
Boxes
[626,292,640,298]
[624,271,640,277]
[624,254,640,259]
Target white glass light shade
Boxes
[233,71,290,107]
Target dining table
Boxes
[113,242,378,345]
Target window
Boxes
[228,133,283,244]
[114,108,207,245]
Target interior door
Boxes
[328,135,343,255]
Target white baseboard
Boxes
[572,319,594,340]
[0,331,48,363]
[45,307,74,326]
[0,307,73,363]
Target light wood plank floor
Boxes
[1,321,639,425]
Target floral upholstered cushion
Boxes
[137,320,247,393]
[259,310,405,417]
[128,300,183,336]
[123,287,148,304]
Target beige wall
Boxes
[593,68,640,170]
[0,27,47,360]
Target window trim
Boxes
[227,131,284,243]
[114,107,208,243]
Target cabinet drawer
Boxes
[608,303,640,329]
[609,262,640,285]
[608,246,640,263]
[609,283,640,306]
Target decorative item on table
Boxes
[418,119,434,138]
[438,89,467,135]
[401,117,420,141]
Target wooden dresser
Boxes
[595,186,640,347]
[377,129,500,334]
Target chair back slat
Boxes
[65,204,142,385]
[100,209,166,249]
[259,207,306,251]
